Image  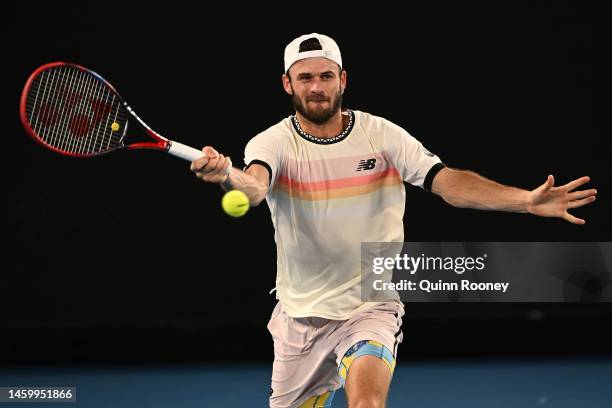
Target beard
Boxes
[291,86,343,125]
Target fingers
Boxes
[192,153,230,183]
[568,188,597,201]
[223,156,233,176]
[559,177,596,225]
[199,155,224,175]
[207,154,228,174]
[567,196,596,209]
[536,175,555,193]
[562,211,586,225]
[201,157,230,182]
[561,176,590,192]
[544,174,555,190]
[202,146,220,159]
[190,146,218,172]
[190,146,225,173]
[190,156,209,172]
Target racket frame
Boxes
[19,62,198,159]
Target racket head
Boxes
[20,62,130,158]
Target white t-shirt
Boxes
[244,109,445,319]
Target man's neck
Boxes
[295,109,346,139]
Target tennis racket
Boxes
[19,62,208,162]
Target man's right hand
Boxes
[190,146,232,183]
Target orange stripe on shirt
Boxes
[277,168,402,200]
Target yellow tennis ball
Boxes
[111,122,120,131]
[222,190,249,217]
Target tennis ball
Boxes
[222,190,249,217]
[111,122,120,131]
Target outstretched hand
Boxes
[527,175,597,225]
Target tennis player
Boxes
[190,33,597,408]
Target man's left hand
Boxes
[527,175,597,225]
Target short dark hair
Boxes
[298,37,323,53]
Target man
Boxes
[190,33,597,408]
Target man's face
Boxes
[283,57,346,125]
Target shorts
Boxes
[267,301,404,408]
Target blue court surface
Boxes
[1,357,611,407]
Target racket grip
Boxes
[168,141,232,178]
[167,141,205,162]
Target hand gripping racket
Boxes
[19,62,214,163]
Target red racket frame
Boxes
[20,62,171,158]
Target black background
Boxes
[3,1,610,364]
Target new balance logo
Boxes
[356,158,376,171]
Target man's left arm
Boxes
[430,167,597,225]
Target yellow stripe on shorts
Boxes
[298,390,335,408]
[338,340,396,386]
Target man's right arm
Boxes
[221,164,269,206]
[190,146,269,207]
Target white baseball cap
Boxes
[284,33,342,73]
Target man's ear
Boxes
[282,74,293,95]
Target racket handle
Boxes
[168,141,233,178]
[167,141,205,161]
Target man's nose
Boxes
[310,77,322,92]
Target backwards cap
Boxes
[284,33,342,73]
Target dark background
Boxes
[3,1,610,364]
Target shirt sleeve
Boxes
[389,127,446,192]
[243,132,281,189]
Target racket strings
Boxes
[32,66,125,153]
[32,66,126,153]
[27,68,119,154]
[25,66,128,155]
